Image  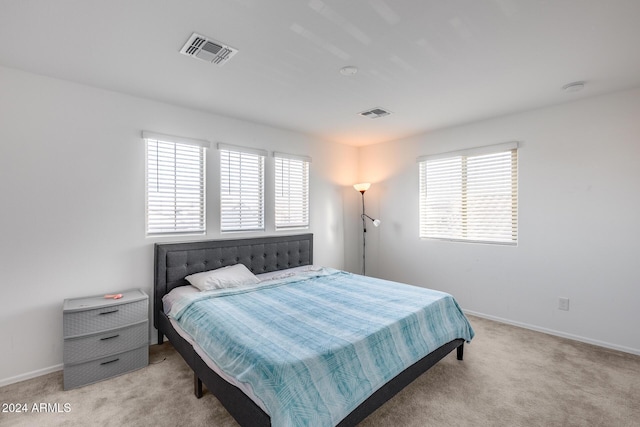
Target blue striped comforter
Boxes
[169,268,474,427]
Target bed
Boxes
[154,234,474,426]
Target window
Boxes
[144,132,207,235]
[274,153,311,229]
[418,142,518,244]
[219,144,266,232]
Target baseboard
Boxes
[0,363,63,388]
[464,310,640,356]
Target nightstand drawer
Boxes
[63,345,148,390]
[64,321,148,364]
[63,299,147,337]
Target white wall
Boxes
[3,63,637,386]
[0,65,359,385]
[358,88,640,354]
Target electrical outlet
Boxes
[558,297,570,311]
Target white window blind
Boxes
[274,153,310,229]
[219,144,266,232]
[144,132,207,235]
[418,142,518,244]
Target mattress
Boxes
[164,266,320,413]
[164,267,474,427]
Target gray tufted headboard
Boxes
[153,233,313,331]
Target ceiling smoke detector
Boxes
[340,66,359,76]
[359,107,392,119]
[180,33,238,66]
[562,81,585,93]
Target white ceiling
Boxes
[2,0,640,146]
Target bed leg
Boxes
[158,331,164,344]
[457,343,464,361]
[194,374,203,398]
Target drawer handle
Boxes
[100,334,120,341]
[99,309,119,315]
[100,358,120,366]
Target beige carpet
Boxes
[1,316,639,427]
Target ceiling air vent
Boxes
[180,33,238,66]
[359,107,391,119]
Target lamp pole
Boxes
[360,190,367,276]
[353,183,379,276]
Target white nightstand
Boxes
[63,289,149,390]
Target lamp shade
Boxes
[372,219,381,227]
[353,182,371,193]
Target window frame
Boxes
[218,143,267,233]
[418,142,519,245]
[274,152,311,230]
[144,131,208,236]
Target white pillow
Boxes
[257,265,321,282]
[185,264,260,291]
[162,285,199,313]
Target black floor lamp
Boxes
[354,183,381,276]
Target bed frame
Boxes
[154,233,464,426]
